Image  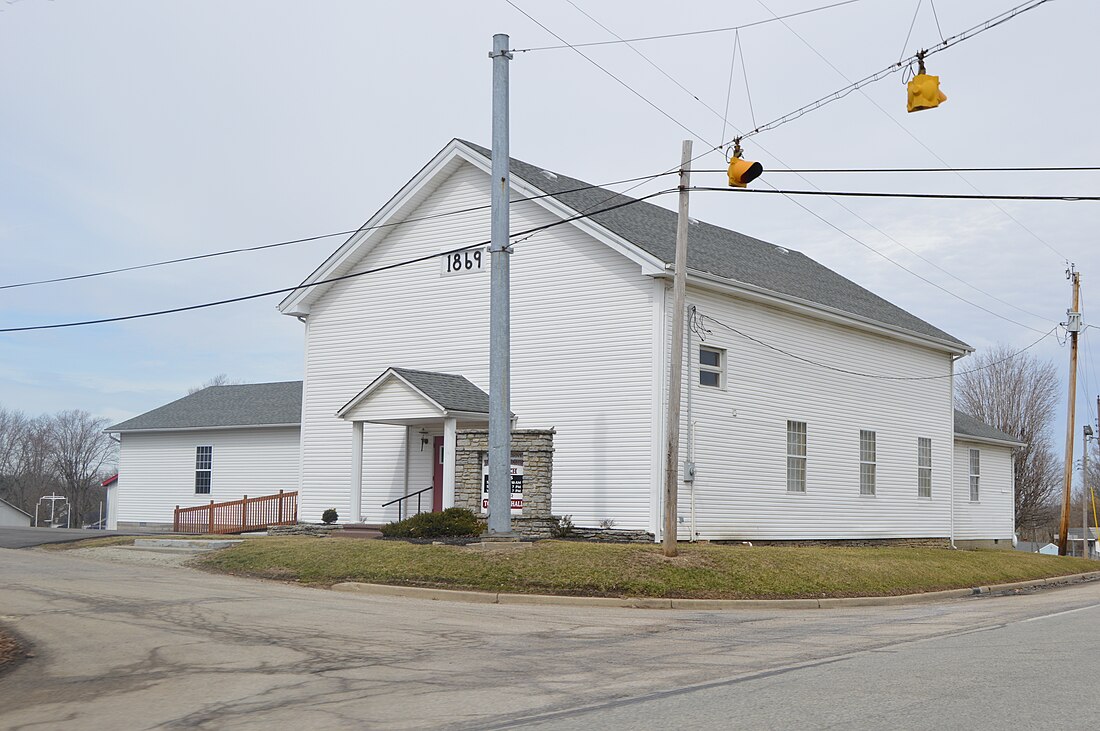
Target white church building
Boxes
[107,139,1023,546]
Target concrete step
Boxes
[131,538,243,552]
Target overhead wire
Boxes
[689,187,1100,202]
[509,0,865,52]
[514,0,1061,333]
[0,172,677,291]
[699,310,1057,381]
[697,166,1100,174]
[729,0,1055,142]
[0,189,677,333]
[751,0,1071,263]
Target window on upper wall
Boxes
[786,421,807,492]
[859,430,876,495]
[195,446,212,495]
[969,449,981,501]
[917,437,932,498]
[699,346,725,388]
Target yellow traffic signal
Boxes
[906,51,946,113]
[727,141,763,188]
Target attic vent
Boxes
[540,170,558,180]
[775,246,790,254]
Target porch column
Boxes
[442,417,458,509]
[350,420,363,523]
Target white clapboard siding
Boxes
[670,285,956,540]
[116,427,301,525]
[953,440,1015,540]
[299,161,655,527]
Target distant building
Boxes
[0,497,32,528]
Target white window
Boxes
[786,421,807,492]
[859,430,876,495]
[699,346,725,388]
[195,446,212,495]
[917,437,932,498]
[969,449,980,502]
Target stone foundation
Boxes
[267,523,341,537]
[711,537,952,549]
[569,528,655,544]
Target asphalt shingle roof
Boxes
[107,381,303,432]
[953,409,1023,445]
[458,140,968,350]
[391,367,490,413]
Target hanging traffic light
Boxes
[906,50,947,113]
[727,140,763,188]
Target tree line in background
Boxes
[0,407,116,526]
[957,344,1099,543]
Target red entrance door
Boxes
[432,436,444,513]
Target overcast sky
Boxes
[2,0,1098,461]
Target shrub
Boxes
[381,507,482,539]
[551,514,574,538]
[321,508,339,525]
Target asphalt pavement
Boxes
[0,525,144,549]
[2,545,1099,730]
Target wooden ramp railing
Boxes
[173,490,298,534]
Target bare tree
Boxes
[49,410,116,526]
[188,373,241,395]
[956,344,1061,535]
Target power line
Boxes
[505,0,715,146]
[751,0,1070,262]
[690,186,1100,202]
[730,0,1055,142]
[0,189,676,334]
[699,311,1057,381]
[509,0,864,53]
[535,0,1059,331]
[697,166,1100,174]
[741,180,1053,335]
[0,172,676,291]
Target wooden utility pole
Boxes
[663,140,693,558]
[1057,267,1081,555]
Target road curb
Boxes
[330,570,1100,610]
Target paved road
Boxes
[0,526,145,549]
[1,547,1098,730]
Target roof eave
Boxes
[954,432,1027,448]
[108,423,301,434]
[683,269,973,356]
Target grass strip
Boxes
[194,538,1096,600]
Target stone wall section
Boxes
[455,429,554,538]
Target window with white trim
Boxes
[969,448,980,502]
[699,346,725,388]
[786,421,807,492]
[859,430,876,495]
[195,446,212,495]
[917,437,932,498]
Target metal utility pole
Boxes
[487,33,514,538]
[1057,267,1081,555]
[663,140,693,557]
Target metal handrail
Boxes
[381,486,433,521]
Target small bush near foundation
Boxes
[381,507,481,538]
[551,514,574,538]
[321,508,339,525]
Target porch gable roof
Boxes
[337,367,491,421]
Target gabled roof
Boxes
[0,496,32,519]
[953,409,1026,447]
[106,381,303,432]
[338,367,491,418]
[280,138,968,352]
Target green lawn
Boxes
[193,538,1096,600]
